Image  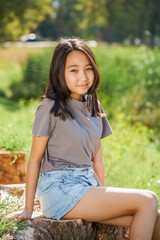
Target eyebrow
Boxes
[67,64,92,69]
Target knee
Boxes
[143,190,159,213]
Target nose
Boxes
[79,70,88,81]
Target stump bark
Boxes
[14,217,129,240]
[0,151,26,184]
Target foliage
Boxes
[0,62,22,98]
[93,45,160,129]
[0,97,39,158]
[0,0,52,42]
[74,0,108,40]
[9,45,160,130]
[0,196,26,238]
[38,0,82,40]
[104,0,160,44]
[37,0,160,44]
[102,120,160,196]
[0,0,160,44]
[10,49,53,100]
[1,0,160,44]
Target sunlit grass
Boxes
[0,196,26,239]
[0,47,48,97]
[102,121,160,197]
[0,98,40,159]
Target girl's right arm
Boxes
[4,136,49,221]
[24,136,49,215]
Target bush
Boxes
[10,49,53,100]
[9,45,160,129]
[94,46,160,129]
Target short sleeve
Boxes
[32,98,56,137]
[101,115,113,139]
[98,102,113,139]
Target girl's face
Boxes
[64,50,94,100]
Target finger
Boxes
[17,215,24,220]
[17,212,29,221]
[4,212,20,222]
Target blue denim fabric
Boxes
[36,166,100,220]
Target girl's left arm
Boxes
[92,141,105,186]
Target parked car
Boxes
[19,33,45,42]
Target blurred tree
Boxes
[75,0,108,40]
[104,0,146,43]
[38,0,81,40]
[147,0,160,47]
[8,0,158,45]
[38,0,108,41]
[103,0,160,45]
[0,0,52,42]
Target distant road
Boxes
[4,40,97,48]
[4,41,58,48]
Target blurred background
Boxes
[0,0,160,46]
[0,0,160,195]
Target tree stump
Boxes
[14,216,129,240]
[0,151,26,184]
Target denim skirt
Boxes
[36,166,100,220]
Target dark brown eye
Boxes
[86,67,93,71]
[70,69,77,72]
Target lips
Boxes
[77,84,88,88]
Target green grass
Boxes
[0,196,27,239]
[0,46,48,97]
[0,62,22,94]
[0,97,40,159]
[102,121,160,196]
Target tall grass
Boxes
[0,97,39,159]
[102,121,160,195]
[94,46,160,129]
[0,196,26,238]
[9,45,160,130]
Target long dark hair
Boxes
[44,37,101,120]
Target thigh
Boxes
[62,186,151,222]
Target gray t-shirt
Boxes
[32,97,113,172]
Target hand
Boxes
[4,208,32,222]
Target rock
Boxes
[0,151,26,184]
[13,227,35,240]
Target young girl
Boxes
[6,37,160,240]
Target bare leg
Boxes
[62,187,158,240]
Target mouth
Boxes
[77,84,88,89]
